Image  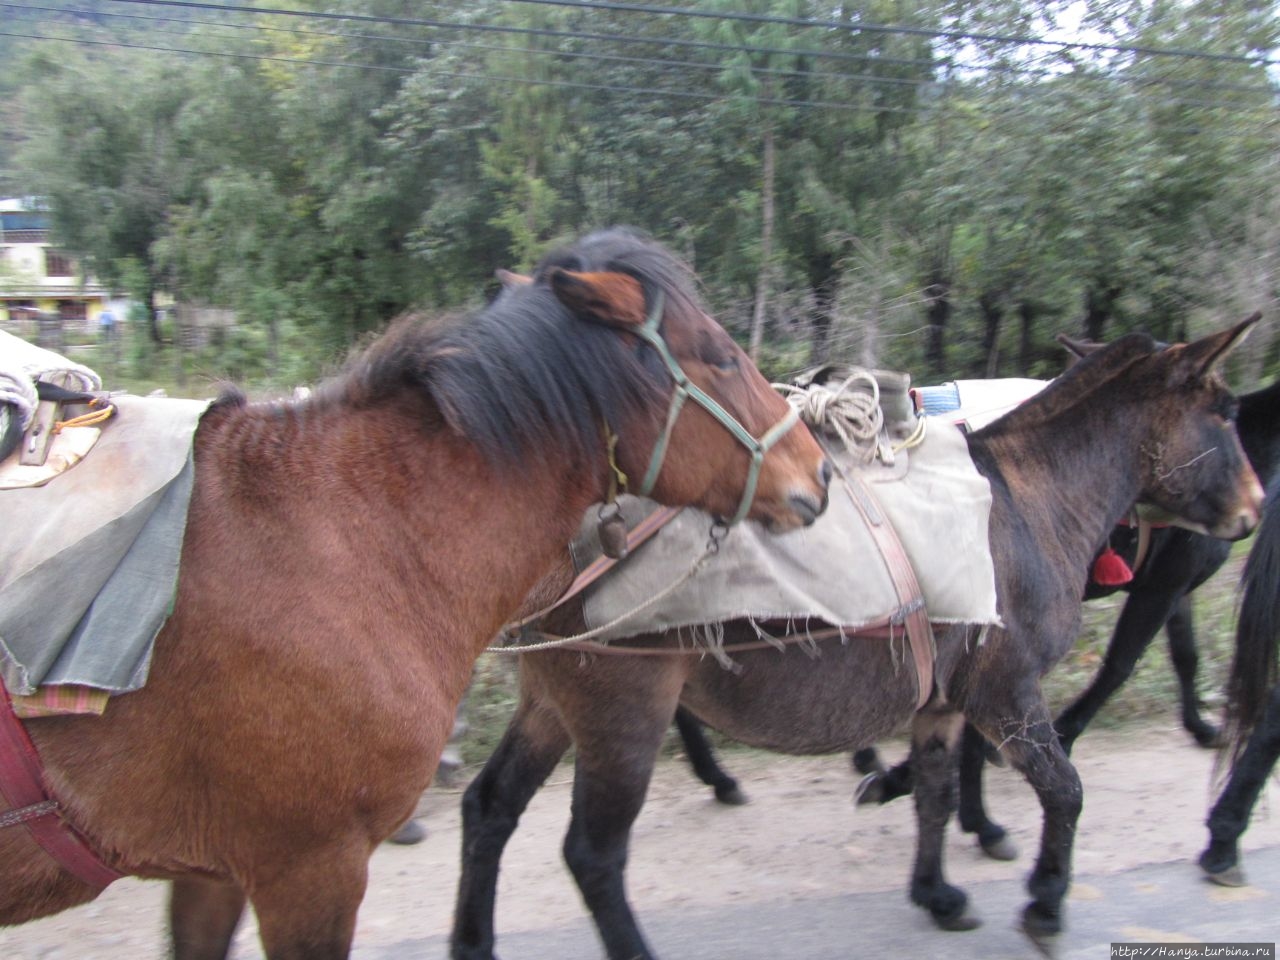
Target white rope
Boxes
[486,539,720,655]
[774,368,893,465]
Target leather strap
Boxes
[835,467,936,710]
[0,684,123,889]
[504,505,683,635]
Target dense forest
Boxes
[2,0,1277,388]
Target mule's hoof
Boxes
[934,910,982,932]
[854,772,885,806]
[1202,862,1246,887]
[714,783,749,806]
[980,834,1019,862]
[1021,903,1061,956]
[387,818,427,845]
[1193,727,1225,750]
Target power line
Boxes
[109,0,1280,67]
[7,21,1274,138]
[7,2,1276,123]
[0,29,935,114]
[19,1,1275,103]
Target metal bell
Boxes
[598,510,629,560]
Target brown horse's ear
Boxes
[548,268,647,329]
[1177,313,1261,377]
[495,268,532,290]
[1055,333,1103,360]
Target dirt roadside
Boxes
[2,721,1278,959]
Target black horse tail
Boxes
[1225,473,1280,764]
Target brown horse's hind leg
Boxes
[169,877,247,960]
[452,696,572,960]
[908,707,980,932]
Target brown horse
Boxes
[451,320,1263,960]
[0,228,832,960]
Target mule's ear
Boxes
[549,268,647,329]
[1055,332,1103,360]
[1179,313,1261,377]
[495,268,532,290]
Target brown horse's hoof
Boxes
[1202,863,1246,887]
[387,818,427,845]
[980,834,1019,862]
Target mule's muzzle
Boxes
[1210,471,1264,541]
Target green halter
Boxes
[630,290,802,526]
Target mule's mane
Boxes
[321,228,699,467]
[972,331,1159,436]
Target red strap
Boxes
[0,685,123,889]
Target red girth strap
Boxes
[0,684,123,889]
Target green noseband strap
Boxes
[630,290,802,526]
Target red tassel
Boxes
[1091,546,1133,586]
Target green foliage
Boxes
[4,0,1276,390]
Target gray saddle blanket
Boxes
[0,395,209,696]
[573,418,1002,644]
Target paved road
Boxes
[369,846,1280,960]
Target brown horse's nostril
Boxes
[819,459,834,489]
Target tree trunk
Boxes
[1017,301,1036,375]
[979,292,1002,378]
[1083,284,1122,342]
[806,253,838,366]
[748,114,775,363]
[924,273,951,378]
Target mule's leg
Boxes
[908,708,980,931]
[1200,686,1280,885]
[854,746,916,806]
[169,877,247,960]
[1166,597,1220,747]
[1055,588,1183,753]
[560,671,684,960]
[979,704,1083,944]
[852,746,885,775]
[673,705,746,805]
[956,722,1018,861]
[451,699,572,960]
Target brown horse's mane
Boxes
[310,228,706,468]
[971,331,1160,437]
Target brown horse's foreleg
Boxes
[907,707,979,931]
[248,842,368,960]
[169,876,247,960]
[452,696,572,960]
[980,702,1083,946]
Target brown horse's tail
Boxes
[1225,473,1280,768]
